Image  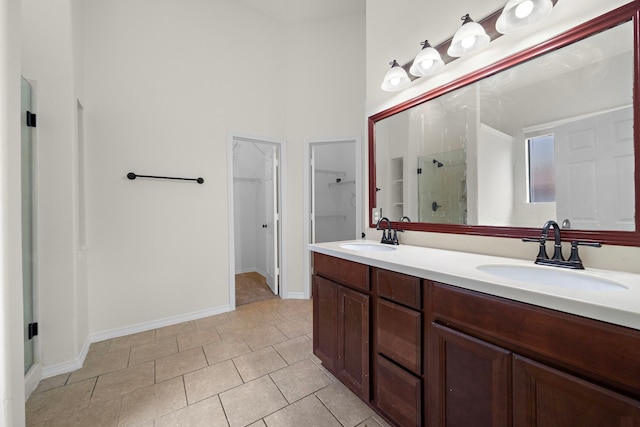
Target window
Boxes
[527,134,555,203]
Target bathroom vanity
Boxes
[310,241,640,427]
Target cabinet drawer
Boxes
[375,355,421,427]
[314,252,368,291]
[374,268,421,309]
[376,298,421,374]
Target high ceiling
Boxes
[232,0,365,24]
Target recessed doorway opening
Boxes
[228,134,286,309]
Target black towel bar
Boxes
[127,172,204,184]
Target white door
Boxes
[555,107,634,230]
[264,145,279,295]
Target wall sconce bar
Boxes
[400,0,558,81]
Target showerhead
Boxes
[433,159,443,167]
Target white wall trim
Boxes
[227,132,287,305]
[39,304,230,379]
[40,337,90,380]
[285,291,306,300]
[303,136,362,299]
[24,364,42,399]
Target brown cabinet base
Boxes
[312,253,640,427]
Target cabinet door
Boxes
[429,323,511,427]
[513,355,640,427]
[312,275,338,373]
[337,285,370,400]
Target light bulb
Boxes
[515,0,534,19]
[420,59,434,70]
[390,77,401,86]
[461,36,476,49]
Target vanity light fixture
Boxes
[409,40,445,77]
[496,0,554,34]
[381,60,411,92]
[447,14,490,57]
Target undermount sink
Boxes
[339,243,397,252]
[477,264,628,292]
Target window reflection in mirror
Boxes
[373,18,634,233]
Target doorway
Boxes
[21,77,37,375]
[304,138,362,296]
[228,134,285,309]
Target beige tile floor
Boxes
[26,298,391,427]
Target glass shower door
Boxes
[21,77,35,373]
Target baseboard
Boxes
[40,355,85,380]
[25,363,42,399]
[235,268,267,277]
[90,304,231,343]
[285,292,307,300]
[39,304,231,380]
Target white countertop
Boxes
[309,240,640,331]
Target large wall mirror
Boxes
[369,2,640,246]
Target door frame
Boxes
[227,132,287,310]
[303,137,362,298]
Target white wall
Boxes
[285,12,366,294]
[366,0,640,272]
[82,0,288,333]
[83,2,366,331]
[1,0,26,423]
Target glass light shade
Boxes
[381,60,411,91]
[496,0,554,34]
[447,14,490,57]
[409,41,445,77]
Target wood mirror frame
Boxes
[368,2,640,246]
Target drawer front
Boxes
[377,298,421,374]
[375,268,421,309]
[375,354,422,427]
[314,252,368,291]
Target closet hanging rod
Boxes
[127,172,204,184]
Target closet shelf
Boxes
[329,180,355,187]
[315,169,346,176]
[315,214,347,220]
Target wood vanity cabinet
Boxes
[427,282,640,427]
[312,252,640,427]
[372,267,423,427]
[312,253,370,400]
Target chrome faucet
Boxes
[523,220,602,269]
[376,217,395,245]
